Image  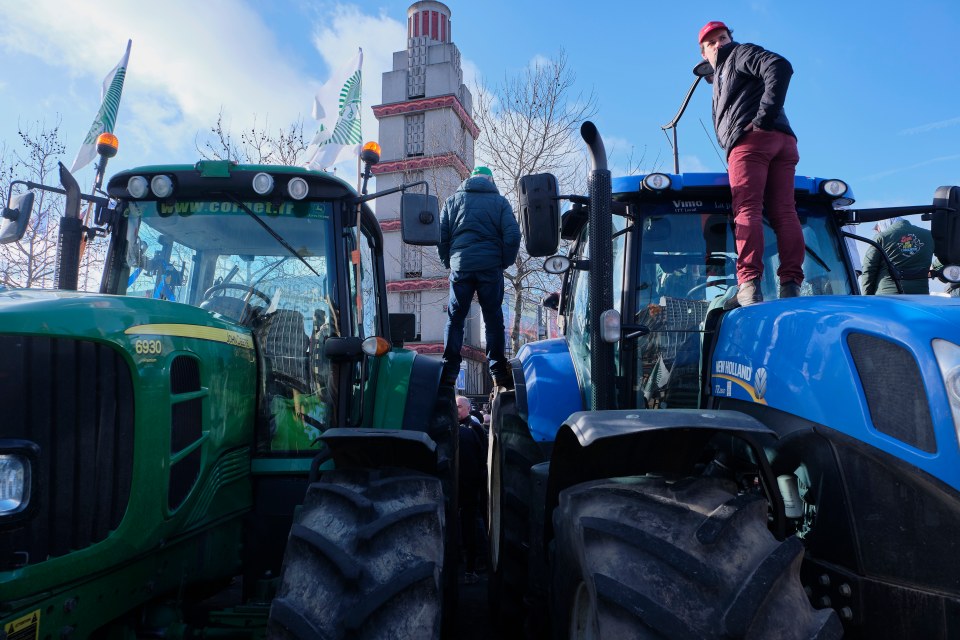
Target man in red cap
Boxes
[699,21,804,307]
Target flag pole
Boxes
[354,52,364,334]
[355,153,363,334]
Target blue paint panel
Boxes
[516,338,584,443]
[710,295,960,492]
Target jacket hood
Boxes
[459,176,499,194]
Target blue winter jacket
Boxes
[438,176,521,272]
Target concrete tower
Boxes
[372,1,487,394]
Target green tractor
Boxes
[0,138,459,639]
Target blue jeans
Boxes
[443,269,507,378]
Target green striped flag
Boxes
[70,40,131,173]
[302,48,363,171]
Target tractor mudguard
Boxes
[511,338,583,443]
[321,428,437,475]
[543,408,776,541]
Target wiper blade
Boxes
[224,193,322,279]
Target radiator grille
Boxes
[0,335,134,570]
[847,332,936,453]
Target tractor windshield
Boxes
[635,204,853,409]
[122,198,339,453]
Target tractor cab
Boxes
[93,163,386,456]
[538,171,859,410]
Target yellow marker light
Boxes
[360,141,381,165]
[96,132,119,158]
[362,336,392,357]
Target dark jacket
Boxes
[860,219,933,295]
[438,176,521,272]
[711,41,796,154]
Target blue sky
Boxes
[0,0,957,213]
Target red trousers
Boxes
[728,129,804,286]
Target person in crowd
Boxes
[860,217,933,295]
[457,395,486,583]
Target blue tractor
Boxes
[485,119,960,639]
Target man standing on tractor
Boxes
[438,166,521,390]
[699,20,805,307]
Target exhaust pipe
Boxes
[581,121,616,410]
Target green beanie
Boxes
[471,166,493,177]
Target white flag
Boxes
[643,354,671,403]
[70,40,132,174]
[302,48,363,171]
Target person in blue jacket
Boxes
[438,166,521,389]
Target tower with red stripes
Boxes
[373,1,486,393]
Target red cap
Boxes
[698,20,729,43]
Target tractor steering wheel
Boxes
[202,282,273,306]
[685,276,736,298]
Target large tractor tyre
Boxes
[431,385,461,634]
[552,476,843,640]
[267,468,447,640]
[488,391,545,631]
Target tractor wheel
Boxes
[488,391,544,632]
[267,468,446,640]
[431,384,460,634]
[552,476,843,640]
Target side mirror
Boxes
[519,173,560,257]
[931,186,960,265]
[400,193,440,246]
[389,312,417,347]
[694,60,715,84]
[0,191,35,244]
[324,336,364,362]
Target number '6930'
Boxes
[135,339,163,355]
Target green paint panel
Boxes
[368,348,416,429]
[195,160,233,178]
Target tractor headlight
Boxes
[287,177,309,200]
[933,339,960,451]
[821,179,848,197]
[252,172,274,195]
[127,176,149,199]
[150,175,175,199]
[821,179,855,207]
[0,442,38,521]
[642,173,672,191]
[0,454,28,515]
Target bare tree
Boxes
[196,109,308,166]
[472,49,597,352]
[0,120,67,288]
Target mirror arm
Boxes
[622,323,650,340]
[354,180,430,205]
[8,179,109,208]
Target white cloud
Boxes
[679,154,713,173]
[861,154,960,182]
[899,116,960,136]
[0,0,320,166]
[308,3,406,151]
